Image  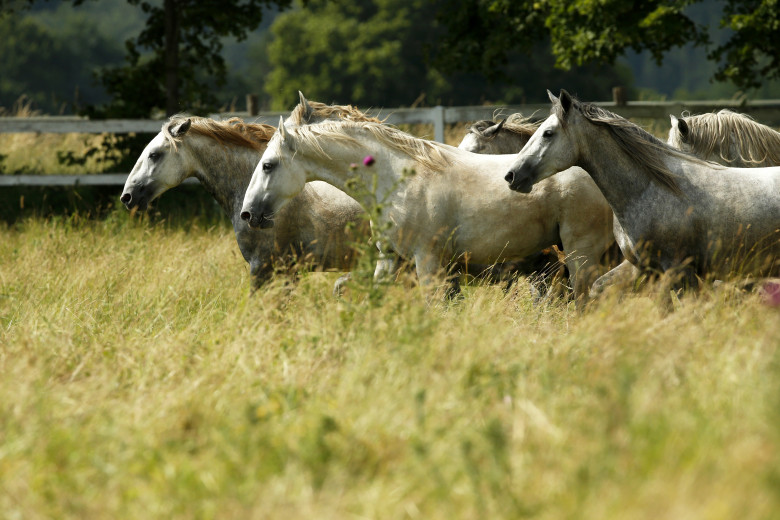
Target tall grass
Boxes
[1,212,779,519]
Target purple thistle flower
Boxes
[363,155,376,167]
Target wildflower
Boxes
[349,163,358,170]
[363,155,375,167]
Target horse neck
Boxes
[573,120,660,217]
[300,136,408,208]
[494,132,530,154]
[187,137,260,216]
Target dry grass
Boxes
[1,214,779,519]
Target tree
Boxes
[265,0,447,109]
[0,11,122,113]
[264,0,629,109]
[435,0,780,96]
[434,0,710,89]
[711,0,780,90]
[86,0,294,118]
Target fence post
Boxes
[246,94,259,116]
[612,86,627,106]
[432,105,445,142]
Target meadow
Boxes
[1,205,779,519]
[1,117,780,519]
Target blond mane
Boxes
[163,115,276,151]
[288,100,382,126]
[672,109,780,166]
[290,120,453,172]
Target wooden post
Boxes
[432,105,445,143]
[246,94,259,116]
[612,86,627,106]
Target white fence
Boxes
[3,99,780,187]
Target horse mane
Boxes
[163,115,276,151]
[288,100,383,126]
[556,98,699,194]
[672,109,780,166]
[468,113,540,139]
[290,120,453,172]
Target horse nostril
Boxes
[120,193,131,204]
[240,211,251,222]
[504,171,515,184]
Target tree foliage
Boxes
[435,0,709,79]
[264,0,629,110]
[0,11,122,114]
[711,0,780,90]
[83,0,293,118]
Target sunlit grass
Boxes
[1,214,779,519]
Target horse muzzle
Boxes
[504,168,534,194]
[240,206,275,229]
[120,187,149,211]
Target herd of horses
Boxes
[121,90,780,306]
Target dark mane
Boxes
[468,113,540,139]
[554,98,704,194]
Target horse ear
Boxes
[677,117,690,140]
[171,118,191,137]
[298,91,314,122]
[482,118,506,137]
[278,116,293,149]
[559,90,573,113]
[547,90,559,104]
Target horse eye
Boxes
[262,161,274,173]
[148,151,162,161]
[542,130,554,138]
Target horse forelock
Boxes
[163,115,274,152]
[288,100,382,126]
[289,120,452,172]
[682,109,780,166]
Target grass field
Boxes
[1,210,779,519]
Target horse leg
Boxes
[413,251,452,299]
[590,259,641,298]
[332,248,401,297]
[373,248,401,282]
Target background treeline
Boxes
[3,0,780,117]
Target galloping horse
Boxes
[241,118,614,298]
[506,90,780,292]
[121,115,367,289]
[668,109,780,167]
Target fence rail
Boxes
[4,99,780,187]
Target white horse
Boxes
[458,113,540,154]
[668,109,780,167]
[506,90,780,291]
[120,115,368,289]
[241,117,615,298]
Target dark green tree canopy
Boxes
[264,0,629,110]
[434,0,780,96]
[88,0,293,118]
[711,0,780,89]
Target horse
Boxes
[292,93,565,293]
[240,117,615,299]
[668,109,780,167]
[506,90,780,294]
[458,113,540,154]
[120,115,368,289]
